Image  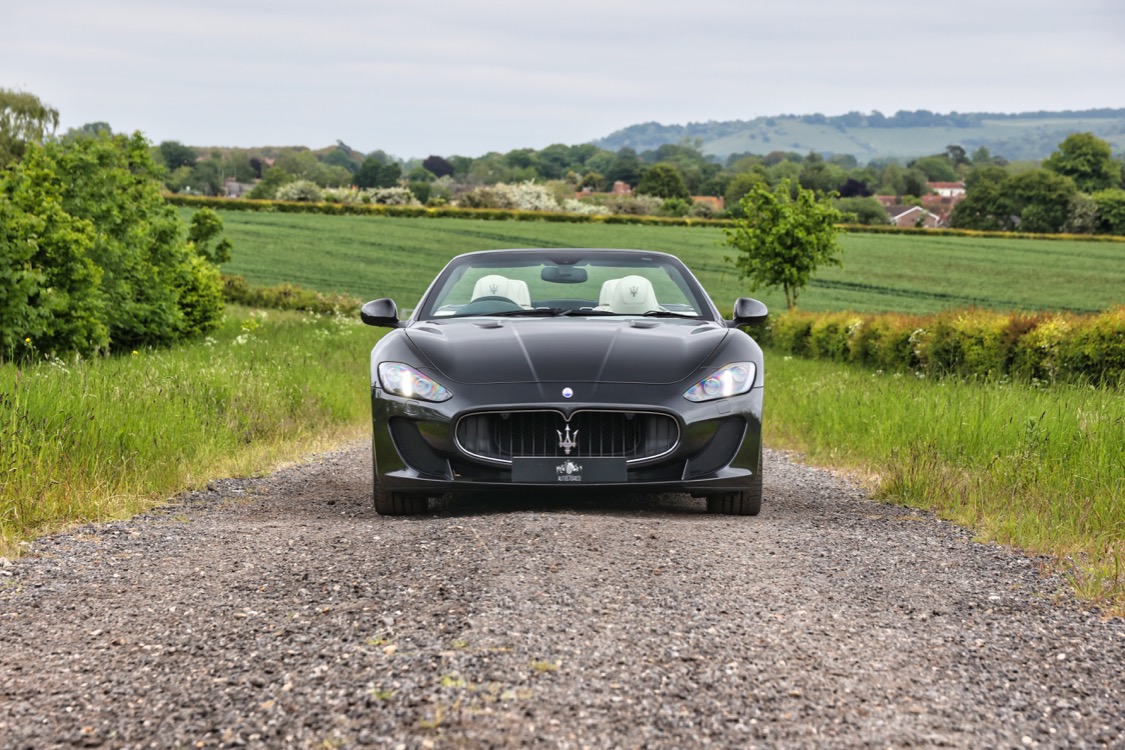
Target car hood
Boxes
[404,318,729,385]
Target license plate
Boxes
[511,457,627,484]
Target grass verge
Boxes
[0,306,378,556]
[766,352,1125,614]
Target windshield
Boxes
[418,251,713,321]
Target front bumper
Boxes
[371,380,763,498]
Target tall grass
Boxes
[766,353,1125,611]
[0,307,378,555]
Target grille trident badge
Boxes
[557,424,579,455]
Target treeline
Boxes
[151,127,1125,235]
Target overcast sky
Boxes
[4,0,1124,158]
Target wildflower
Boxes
[24,337,31,345]
[132,350,138,357]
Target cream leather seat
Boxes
[471,274,532,307]
[606,275,660,314]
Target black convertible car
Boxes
[360,248,767,516]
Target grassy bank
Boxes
[0,307,377,556]
[190,209,1125,316]
[765,353,1125,612]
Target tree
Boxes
[723,180,846,310]
[723,171,767,215]
[1043,133,1119,193]
[248,166,294,199]
[1005,169,1077,233]
[187,208,232,264]
[2,132,224,354]
[355,157,401,189]
[0,88,59,166]
[951,167,1077,233]
[911,155,958,182]
[0,149,106,356]
[835,196,888,225]
[951,166,1014,230]
[604,148,642,187]
[636,162,690,200]
[158,140,198,171]
[945,144,969,167]
[1088,189,1125,235]
[63,122,113,141]
[422,155,455,178]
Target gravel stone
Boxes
[1,443,1122,749]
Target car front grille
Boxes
[455,410,679,465]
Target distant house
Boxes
[224,180,254,198]
[930,181,966,198]
[886,205,942,228]
[692,195,725,212]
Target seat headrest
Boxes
[471,274,531,307]
[607,275,659,314]
[597,278,621,307]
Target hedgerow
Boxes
[765,306,1125,385]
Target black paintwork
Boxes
[361,248,767,511]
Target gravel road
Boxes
[1,442,1123,749]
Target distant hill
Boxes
[594,109,1125,162]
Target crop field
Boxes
[192,210,1125,316]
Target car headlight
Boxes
[683,362,756,402]
[378,362,453,402]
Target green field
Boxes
[196,210,1125,315]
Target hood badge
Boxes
[562,387,574,399]
[557,424,579,455]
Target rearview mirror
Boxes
[360,298,402,328]
[728,297,768,327]
[541,266,588,284]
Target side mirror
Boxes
[728,297,768,328]
[360,298,402,328]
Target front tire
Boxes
[374,477,428,516]
[706,450,763,516]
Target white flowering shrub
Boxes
[561,199,608,215]
[497,181,560,211]
[321,187,368,204]
[457,181,560,212]
[368,187,421,206]
[276,180,324,202]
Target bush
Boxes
[835,197,889,225]
[658,198,692,217]
[0,133,228,358]
[275,179,323,202]
[368,186,420,206]
[1092,189,1125,235]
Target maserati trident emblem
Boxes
[629,285,639,298]
[489,283,499,294]
[561,387,574,399]
[557,424,579,455]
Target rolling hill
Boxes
[595,109,1125,162]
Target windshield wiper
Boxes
[642,310,700,319]
[560,308,620,316]
[464,307,566,318]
